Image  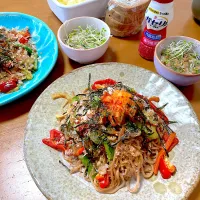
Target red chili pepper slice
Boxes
[0,79,18,93]
[91,79,117,90]
[18,30,30,44]
[50,129,63,140]
[75,146,85,156]
[95,174,105,182]
[159,156,172,179]
[19,37,29,44]
[42,138,66,152]
[95,173,110,188]
[159,156,176,179]
[22,30,31,38]
[42,129,67,152]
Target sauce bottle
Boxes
[138,0,174,60]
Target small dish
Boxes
[57,16,110,64]
[154,36,200,86]
[47,0,109,23]
[0,12,58,106]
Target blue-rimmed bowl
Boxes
[0,12,58,106]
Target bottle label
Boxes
[145,1,174,31]
[144,30,161,41]
[142,34,160,47]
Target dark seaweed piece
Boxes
[88,88,106,97]
[65,115,70,123]
[111,130,130,146]
[157,103,168,110]
[125,121,138,132]
[133,100,147,122]
[168,120,178,124]
[59,160,70,172]
[76,93,87,97]
[74,122,88,128]
[115,81,123,90]
[75,105,84,113]
[141,136,153,154]
[61,124,67,133]
[156,126,169,157]
[162,122,174,134]
[88,73,91,90]
[76,104,90,117]
[113,82,136,94]
[60,115,71,133]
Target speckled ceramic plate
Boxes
[24,63,200,200]
[0,12,58,106]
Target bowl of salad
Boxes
[154,36,200,86]
[57,16,110,64]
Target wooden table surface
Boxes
[0,0,200,199]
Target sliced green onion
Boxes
[14,43,33,55]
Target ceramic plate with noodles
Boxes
[24,63,200,200]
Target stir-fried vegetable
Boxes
[159,156,176,179]
[103,141,114,162]
[79,155,90,168]
[91,79,117,90]
[154,132,176,175]
[65,25,107,49]
[42,129,67,152]
[0,78,18,93]
[160,40,200,74]
[95,173,110,188]
[14,43,33,55]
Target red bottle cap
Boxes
[154,0,173,3]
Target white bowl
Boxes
[57,17,111,64]
[47,0,109,23]
[154,36,200,86]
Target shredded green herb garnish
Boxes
[160,40,200,74]
[65,25,107,49]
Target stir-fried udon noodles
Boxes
[43,77,179,193]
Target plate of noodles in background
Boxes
[24,63,200,200]
[0,12,58,106]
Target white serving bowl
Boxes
[57,16,110,64]
[154,36,200,86]
[47,0,109,23]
